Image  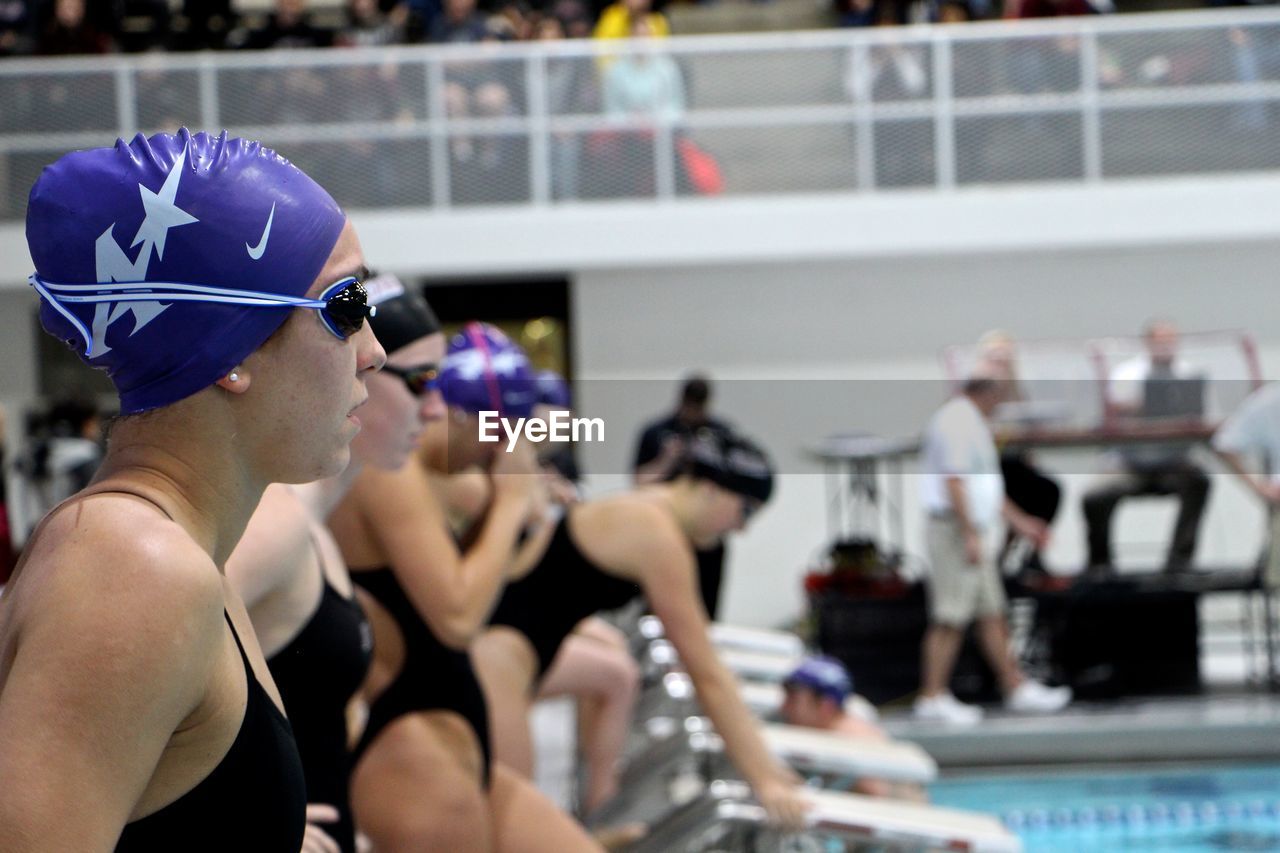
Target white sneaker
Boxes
[1005,680,1072,714]
[913,692,984,726]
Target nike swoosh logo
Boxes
[246,202,275,260]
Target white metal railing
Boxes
[3,7,1280,217]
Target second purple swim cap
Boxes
[26,129,347,414]
[440,323,537,420]
[535,370,572,410]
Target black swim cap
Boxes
[686,430,774,504]
[365,273,441,354]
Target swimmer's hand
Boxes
[490,440,541,514]
[301,804,341,853]
[754,772,811,831]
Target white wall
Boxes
[573,242,1280,627]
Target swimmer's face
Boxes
[780,685,833,728]
[689,482,756,547]
[242,220,385,483]
[353,332,447,470]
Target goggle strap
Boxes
[29,274,372,349]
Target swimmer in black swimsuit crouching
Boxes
[474,430,810,828]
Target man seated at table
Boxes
[781,656,924,801]
[1083,319,1211,575]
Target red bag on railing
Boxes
[676,136,725,195]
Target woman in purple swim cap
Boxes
[0,129,384,852]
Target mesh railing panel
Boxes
[6,8,1280,220]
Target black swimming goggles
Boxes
[382,363,441,396]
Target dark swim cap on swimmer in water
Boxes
[26,129,347,415]
[686,429,775,504]
[364,273,441,354]
[439,322,537,420]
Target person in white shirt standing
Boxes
[915,375,1072,725]
[1213,381,1280,588]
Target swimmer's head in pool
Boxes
[26,128,349,414]
[784,655,853,705]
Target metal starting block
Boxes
[617,779,1021,853]
[600,716,937,829]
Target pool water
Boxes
[930,763,1280,852]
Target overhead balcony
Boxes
[4,7,1280,280]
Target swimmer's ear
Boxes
[215,368,250,394]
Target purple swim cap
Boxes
[26,129,346,414]
[440,322,536,420]
[784,656,852,704]
[535,370,572,409]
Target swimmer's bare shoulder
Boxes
[0,494,226,852]
[573,494,685,578]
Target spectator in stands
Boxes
[1213,382,1280,586]
[493,0,534,41]
[428,0,486,41]
[843,5,930,185]
[834,0,876,28]
[937,0,971,23]
[431,0,525,202]
[36,0,113,55]
[336,0,407,46]
[536,11,598,200]
[593,0,669,44]
[239,0,333,49]
[632,375,735,618]
[552,0,592,38]
[916,374,1071,725]
[331,3,419,205]
[181,0,238,50]
[1083,319,1211,575]
[974,330,1062,581]
[781,656,924,800]
[603,15,684,121]
[1008,0,1110,18]
[0,0,34,56]
[111,0,171,53]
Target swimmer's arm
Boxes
[0,517,221,851]
[622,515,804,827]
[226,484,313,609]
[505,515,558,581]
[353,459,525,649]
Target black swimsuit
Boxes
[352,567,493,786]
[267,578,373,853]
[116,613,306,852]
[487,513,642,680]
